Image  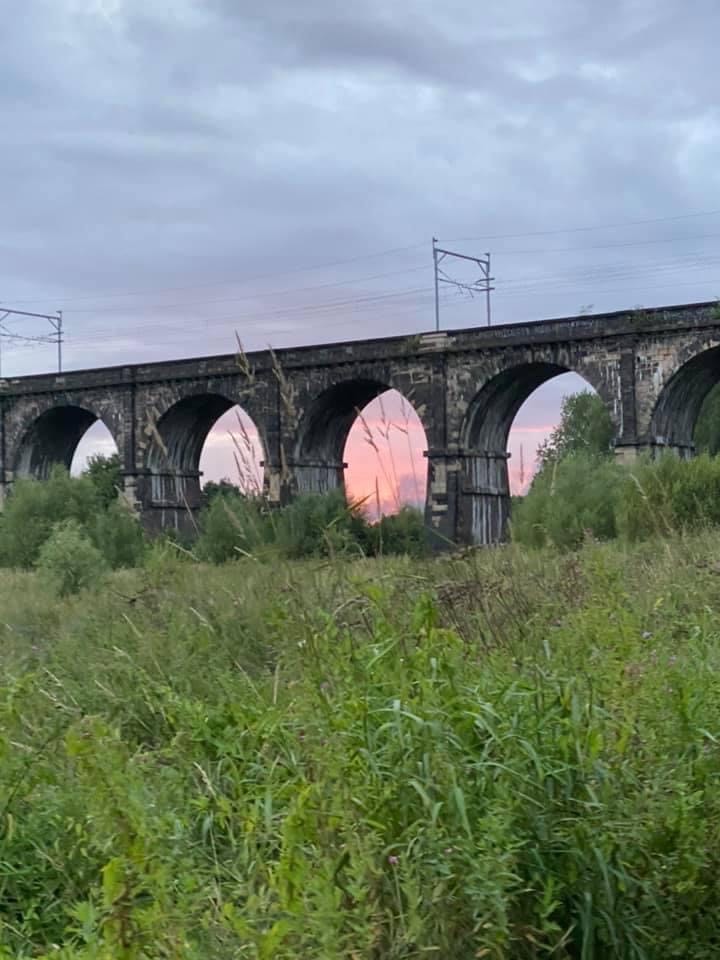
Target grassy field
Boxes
[1,534,720,958]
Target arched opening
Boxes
[71,420,119,477]
[146,394,264,520]
[15,406,118,482]
[463,364,610,543]
[344,390,427,519]
[295,381,428,516]
[199,406,264,495]
[509,372,603,493]
[651,346,720,457]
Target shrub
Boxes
[91,499,146,569]
[367,505,428,556]
[36,519,107,596]
[84,452,122,507]
[0,466,146,571]
[512,454,623,549]
[196,489,429,563]
[201,478,243,510]
[515,452,720,549]
[617,452,720,540]
[0,467,101,568]
[273,489,368,558]
[196,491,272,563]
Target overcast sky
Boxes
[4,0,720,492]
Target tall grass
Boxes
[1,534,720,956]
[513,451,720,549]
[195,488,428,562]
[352,393,424,520]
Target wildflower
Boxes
[388,855,399,866]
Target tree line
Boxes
[513,383,720,548]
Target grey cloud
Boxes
[0,0,717,387]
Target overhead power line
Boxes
[62,263,429,316]
[5,206,720,310]
[484,231,720,257]
[481,275,720,303]
[8,229,718,325]
[3,242,428,307]
[55,249,720,345]
[1,205,719,375]
[50,285,436,347]
[0,307,63,375]
[451,207,720,243]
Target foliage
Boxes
[365,505,428,556]
[0,466,145,570]
[694,383,720,455]
[201,478,244,510]
[272,489,369,558]
[91,500,147,569]
[536,390,614,470]
[517,385,720,548]
[0,466,103,568]
[35,519,107,596]
[534,381,720,464]
[1,536,720,956]
[196,490,272,563]
[83,453,122,508]
[512,453,623,548]
[616,452,720,540]
[515,450,720,548]
[197,489,429,562]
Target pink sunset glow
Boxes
[343,402,555,508]
[72,390,560,506]
[193,393,556,511]
[343,393,427,517]
[506,425,555,495]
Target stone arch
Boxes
[14,404,118,481]
[143,391,266,525]
[71,421,119,476]
[459,360,616,544]
[462,362,573,452]
[293,378,429,505]
[294,378,387,492]
[147,393,238,477]
[647,345,720,456]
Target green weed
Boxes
[0,535,719,956]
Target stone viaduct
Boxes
[0,299,719,546]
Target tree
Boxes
[512,454,623,549]
[0,466,102,568]
[36,519,107,596]
[694,384,720,456]
[532,384,720,465]
[201,478,243,510]
[84,453,122,507]
[536,391,614,470]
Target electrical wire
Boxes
[5,206,720,310]
[450,207,720,243]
